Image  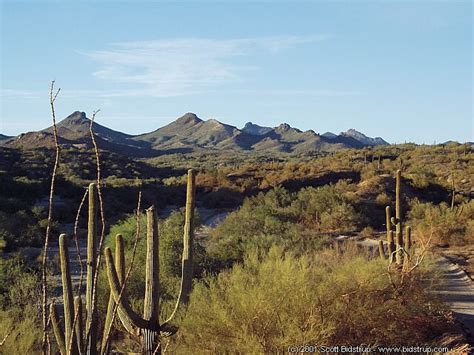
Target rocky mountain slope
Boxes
[3,111,390,156]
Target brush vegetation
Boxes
[0,141,472,352]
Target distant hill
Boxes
[0,134,13,145]
[340,129,389,146]
[6,111,390,156]
[7,111,152,156]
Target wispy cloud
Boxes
[1,89,42,99]
[231,89,363,97]
[82,35,332,97]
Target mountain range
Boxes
[1,111,389,156]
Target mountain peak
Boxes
[176,112,202,126]
[7,111,390,154]
[341,128,389,146]
[322,131,337,139]
[242,122,273,136]
[277,123,292,131]
[61,111,88,124]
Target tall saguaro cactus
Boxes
[105,169,196,354]
[385,170,412,266]
[86,182,98,354]
[50,183,99,354]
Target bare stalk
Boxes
[42,81,61,355]
[0,327,13,347]
[74,188,88,293]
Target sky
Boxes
[0,0,472,143]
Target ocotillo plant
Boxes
[385,169,412,266]
[104,168,196,354]
[50,183,100,355]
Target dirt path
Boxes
[339,235,474,341]
[434,257,474,341]
[194,208,231,243]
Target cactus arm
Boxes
[101,292,115,355]
[50,303,66,355]
[101,234,125,354]
[114,234,137,335]
[86,183,98,354]
[59,234,78,354]
[101,234,135,354]
[164,169,196,325]
[104,248,153,331]
[74,296,84,354]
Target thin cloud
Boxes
[82,35,332,97]
[232,89,363,97]
[1,89,42,99]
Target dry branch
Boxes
[41,81,61,355]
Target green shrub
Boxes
[208,185,356,264]
[174,247,451,352]
[408,200,474,245]
[0,255,42,354]
[0,255,41,312]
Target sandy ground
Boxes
[435,257,474,343]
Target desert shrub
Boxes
[0,307,42,355]
[0,255,42,354]
[359,226,375,238]
[409,167,437,189]
[292,184,360,231]
[360,162,379,181]
[408,200,474,245]
[0,254,41,312]
[209,185,357,265]
[375,192,391,205]
[173,247,450,352]
[0,210,48,250]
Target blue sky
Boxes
[1,1,472,143]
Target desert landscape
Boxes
[1,1,472,354]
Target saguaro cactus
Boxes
[378,240,386,260]
[385,206,395,261]
[50,234,80,355]
[385,170,412,266]
[105,169,196,354]
[50,183,99,355]
[86,182,99,354]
